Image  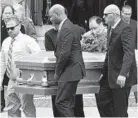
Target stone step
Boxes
[33,93,137,107]
[4,87,137,107]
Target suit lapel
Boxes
[108,20,123,45]
[55,19,69,50]
[55,31,60,50]
[108,26,113,46]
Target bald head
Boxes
[49,4,67,25]
[49,4,66,16]
[104,4,120,16]
[103,4,121,26]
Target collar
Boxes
[53,27,58,31]
[14,31,23,41]
[112,19,121,29]
[127,19,131,24]
[58,18,67,31]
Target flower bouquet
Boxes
[81,27,107,53]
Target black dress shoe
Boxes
[0,108,4,113]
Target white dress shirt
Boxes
[112,19,121,29]
[58,18,67,31]
[0,32,41,85]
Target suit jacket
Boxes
[130,19,137,48]
[45,25,85,51]
[55,19,86,82]
[103,20,137,88]
[1,20,9,46]
[45,28,57,51]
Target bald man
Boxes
[95,4,137,117]
[49,4,86,117]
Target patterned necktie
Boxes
[109,27,113,39]
[107,27,113,47]
[6,38,15,78]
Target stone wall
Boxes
[1,0,22,6]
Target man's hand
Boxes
[0,85,3,91]
[99,74,103,81]
[54,73,59,81]
[116,75,126,88]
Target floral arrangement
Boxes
[81,26,107,52]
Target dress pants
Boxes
[55,81,80,117]
[95,75,131,117]
[0,74,9,111]
[6,79,36,117]
[52,94,84,117]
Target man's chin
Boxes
[103,22,108,26]
[4,18,10,22]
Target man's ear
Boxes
[120,11,123,15]
[56,12,60,17]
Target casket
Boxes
[15,51,105,95]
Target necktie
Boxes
[6,38,15,78]
[109,27,113,39]
[107,27,113,47]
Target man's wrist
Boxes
[0,78,4,86]
[0,84,2,87]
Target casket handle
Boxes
[41,71,49,87]
[93,65,98,67]
[27,73,34,82]
[17,70,24,84]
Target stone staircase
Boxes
[33,93,137,107]
[35,25,53,50]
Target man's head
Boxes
[13,3,25,21]
[121,5,132,23]
[2,5,14,22]
[103,4,120,26]
[89,16,104,35]
[6,15,21,38]
[49,4,67,25]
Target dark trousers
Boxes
[52,94,84,117]
[54,81,81,117]
[0,74,9,109]
[95,77,131,117]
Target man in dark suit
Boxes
[121,4,137,103]
[121,5,137,48]
[95,4,137,117]
[49,4,86,117]
[45,23,85,117]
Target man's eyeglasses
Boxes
[103,13,113,17]
[6,24,19,31]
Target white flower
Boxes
[81,26,107,52]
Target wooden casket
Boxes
[15,51,105,95]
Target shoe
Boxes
[0,108,4,113]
